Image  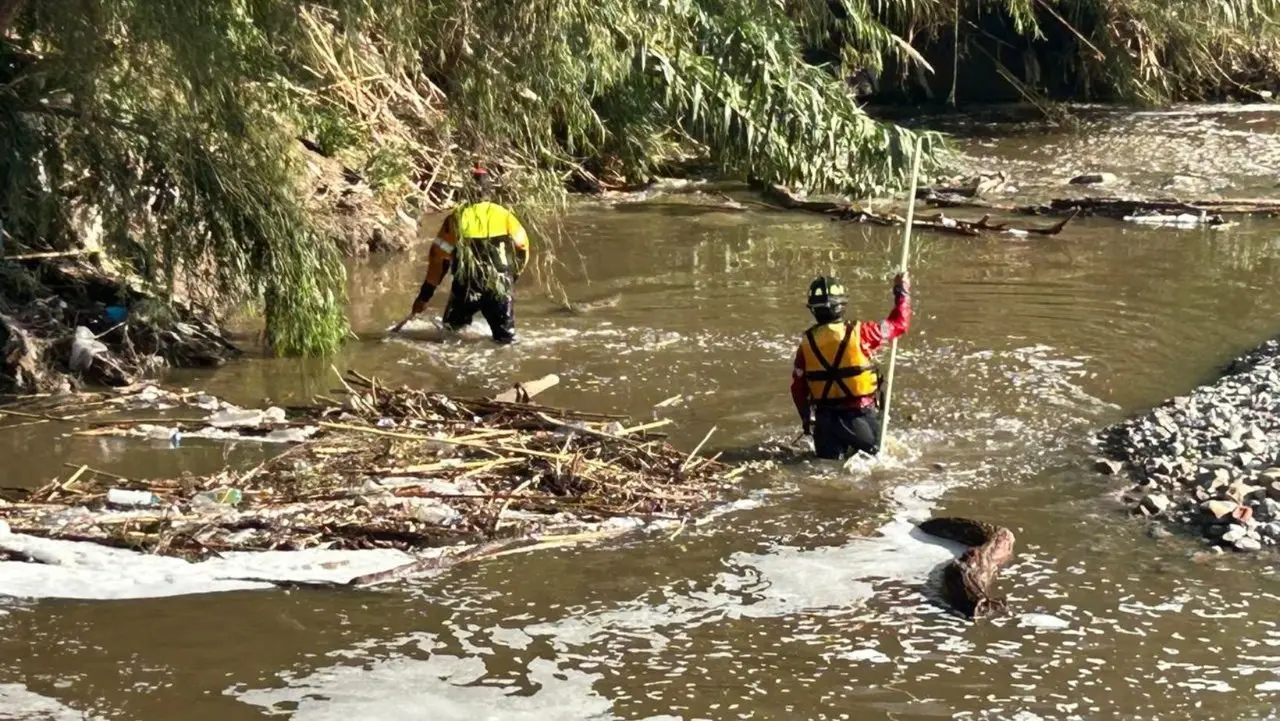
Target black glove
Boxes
[413,281,436,314]
[802,419,812,436]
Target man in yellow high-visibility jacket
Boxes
[410,167,530,344]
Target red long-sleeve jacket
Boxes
[791,290,911,421]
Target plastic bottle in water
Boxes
[106,489,158,507]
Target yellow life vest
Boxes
[456,201,516,240]
[454,201,516,269]
[799,321,879,404]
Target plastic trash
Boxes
[1123,212,1208,227]
[405,499,459,525]
[44,506,95,527]
[198,488,242,505]
[104,305,128,323]
[375,417,396,428]
[136,386,166,405]
[69,326,108,372]
[106,489,158,507]
[191,488,242,512]
[207,407,265,428]
[264,426,318,443]
[136,424,181,446]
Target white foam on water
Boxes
[1130,103,1280,117]
[0,684,100,720]
[1017,613,1071,630]
[726,479,964,619]
[840,648,892,664]
[517,475,967,655]
[234,639,617,721]
[0,532,413,600]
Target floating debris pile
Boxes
[0,371,741,565]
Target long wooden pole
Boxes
[878,135,925,452]
[389,313,415,333]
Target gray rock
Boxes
[1203,499,1239,521]
[1255,498,1280,522]
[1235,536,1263,552]
[1094,458,1124,476]
[1140,493,1172,516]
[1198,468,1233,492]
[1220,437,1245,453]
[1070,172,1118,186]
[1223,525,1249,544]
[1264,522,1280,539]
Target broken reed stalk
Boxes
[315,421,579,463]
[60,462,129,482]
[680,425,717,471]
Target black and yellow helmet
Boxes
[807,276,847,309]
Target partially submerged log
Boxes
[917,517,1015,620]
[1012,196,1280,220]
[758,184,1074,238]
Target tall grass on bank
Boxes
[1,0,1278,355]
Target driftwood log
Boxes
[918,193,1280,221]
[758,184,1074,238]
[1012,196,1246,222]
[917,517,1015,619]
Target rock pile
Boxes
[1099,339,1280,552]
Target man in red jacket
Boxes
[790,273,911,459]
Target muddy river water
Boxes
[5,105,1280,720]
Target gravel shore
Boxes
[1099,339,1280,552]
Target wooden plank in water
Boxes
[492,374,559,403]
